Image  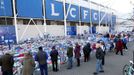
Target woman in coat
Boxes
[74,43,81,67]
[115,39,124,55]
[22,52,35,75]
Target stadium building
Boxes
[0,0,116,43]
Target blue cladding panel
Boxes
[16,0,43,18]
[100,12,107,24]
[66,4,79,21]
[112,15,116,25]
[45,0,64,20]
[107,14,112,24]
[67,26,77,35]
[0,0,13,16]
[81,7,90,23]
[91,9,99,24]
[0,26,16,44]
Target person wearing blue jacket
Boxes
[35,47,48,75]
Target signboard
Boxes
[67,26,77,35]
[45,0,64,20]
[66,4,79,21]
[81,7,90,23]
[91,9,99,24]
[16,0,43,18]
[0,0,13,16]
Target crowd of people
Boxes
[0,32,133,75]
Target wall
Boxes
[17,24,110,41]
[8,0,115,42]
[17,25,65,41]
[96,26,109,33]
[46,25,65,36]
[77,26,89,34]
[17,25,45,41]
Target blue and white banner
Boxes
[45,0,64,20]
[91,9,99,24]
[66,4,79,21]
[0,26,16,44]
[0,0,13,16]
[67,26,77,35]
[81,7,90,23]
[16,0,43,18]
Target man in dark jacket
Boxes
[100,41,106,65]
[35,47,48,75]
[83,43,91,62]
[0,51,14,75]
[50,46,59,72]
[93,44,104,75]
[67,44,73,69]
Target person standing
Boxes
[35,47,48,75]
[83,43,91,62]
[93,44,104,75]
[100,41,106,66]
[22,52,35,75]
[115,39,124,55]
[50,46,59,72]
[122,35,128,50]
[67,44,73,69]
[0,51,14,75]
[74,43,81,67]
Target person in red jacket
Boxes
[115,39,124,55]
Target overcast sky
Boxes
[90,0,134,18]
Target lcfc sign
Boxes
[45,0,113,24]
[45,0,64,20]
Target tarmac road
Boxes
[49,42,134,75]
[35,41,134,75]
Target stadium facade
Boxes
[0,0,116,43]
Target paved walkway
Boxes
[47,42,134,75]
